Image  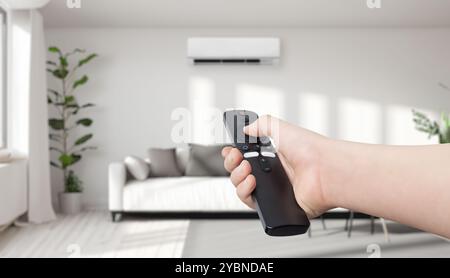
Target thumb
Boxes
[243,115,284,147]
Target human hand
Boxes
[222,115,334,218]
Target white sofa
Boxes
[108,148,352,222]
[108,148,252,221]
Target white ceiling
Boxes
[42,0,450,28]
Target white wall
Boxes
[45,28,450,209]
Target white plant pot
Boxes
[59,192,83,214]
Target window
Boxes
[0,8,6,148]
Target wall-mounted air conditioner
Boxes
[187,37,280,65]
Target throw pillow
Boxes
[147,148,183,177]
[176,146,190,175]
[124,156,150,180]
[185,144,229,177]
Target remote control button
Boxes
[243,152,259,158]
[259,136,272,146]
[241,145,249,151]
[258,157,272,172]
[262,166,272,172]
[261,152,276,158]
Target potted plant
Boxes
[47,46,98,214]
[412,110,450,144]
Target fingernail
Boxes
[238,163,244,173]
[227,155,233,164]
[245,175,254,186]
[242,174,250,185]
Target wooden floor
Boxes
[184,219,450,258]
[0,211,189,258]
[1,211,449,258]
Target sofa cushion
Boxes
[185,144,229,177]
[123,177,250,211]
[175,146,190,174]
[148,148,183,177]
[124,156,150,180]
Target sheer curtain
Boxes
[6,1,55,223]
[28,10,56,223]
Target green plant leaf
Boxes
[64,95,76,105]
[49,133,61,141]
[59,153,73,168]
[71,103,94,115]
[48,46,62,54]
[48,89,61,97]
[412,109,440,138]
[79,146,97,152]
[65,171,83,193]
[66,48,86,57]
[66,104,80,109]
[58,153,83,169]
[76,118,93,127]
[50,147,63,153]
[72,154,82,164]
[59,56,68,68]
[50,161,61,169]
[442,113,450,128]
[73,75,88,89]
[55,96,79,109]
[75,134,93,146]
[81,103,95,109]
[49,119,65,130]
[78,54,98,67]
[52,68,69,79]
[48,96,53,104]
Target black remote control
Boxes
[223,110,310,236]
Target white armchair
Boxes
[108,162,127,220]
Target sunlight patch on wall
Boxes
[298,92,329,136]
[386,105,438,145]
[188,76,221,144]
[337,98,382,144]
[235,84,285,119]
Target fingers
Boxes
[236,175,256,209]
[230,160,252,186]
[243,114,293,154]
[243,114,281,138]
[223,147,243,173]
[221,146,233,158]
[222,147,256,209]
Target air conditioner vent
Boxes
[193,59,262,64]
[187,38,280,65]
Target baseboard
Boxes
[111,211,258,220]
[110,210,374,220]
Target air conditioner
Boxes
[187,37,280,65]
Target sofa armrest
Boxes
[108,162,127,211]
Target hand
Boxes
[222,115,334,218]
